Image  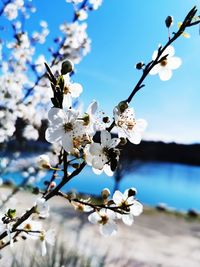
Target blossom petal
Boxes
[135,119,148,132]
[159,68,172,81]
[69,83,83,97]
[100,130,111,146]
[92,156,105,170]
[113,190,124,205]
[108,138,120,149]
[92,167,103,175]
[149,65,161,75]
[63,94,72,109]
[48,108,65,124]
[61,135,73,152]
[87,100,98,115]
[122,214,134,226]
[103,164,113,176]
[130,201,143,216]
[89,143,102,156]
[45,127,63,143]
[88,212,101,224]
[100,222,117,236]
[167,57,182,70]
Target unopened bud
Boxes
[119,137,127,146]
[102,116,110,123]
[37,155,51,170]
[118,101,128,113]
[32,187,40,195]
[50,181,56,189]
[101,188,110,199]
[71,163,80,169]
[165,16,173,28]
[7,209,16,219]
[135,62,144,70]
[61,59,74,75]
[127,188,137,197]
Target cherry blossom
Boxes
[85,130,120,171]
[113,189,143,226]
[88,208,117,236]
[150,45,182,81]
[114,106,147,145]
[45,108,91,153]
[40,229,55,256]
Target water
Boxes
[2,161,200,211]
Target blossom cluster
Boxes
[0,0,102,145]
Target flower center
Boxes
[160,59,168,67]
[117,119,136,130]
[99,215,109,225]
[63,122,73,132]
[63,86,70,95]
[24,223,32,231]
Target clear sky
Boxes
[2,0,200,144]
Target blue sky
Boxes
[2,0,200,143]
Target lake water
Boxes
[2,161,200,211]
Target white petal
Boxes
[61,135,73,153]
[113,190,124,205]
[149,64,161,75]
[89,143,102,156]
[69,83,83,97]
[45,229,55,246]
[167,57,182,70]
[87,100,98,115]
[135,119,147,132]
[100,130,111,146]
[92,156,105,170]
[48,108,65,124]
[159,68,172,81]
[130,201,143,216]
[100,222,117,236]
[45,127,63,143]
[164,45,175,57]
[122,214,134,226]
[41,240,47,256]
[103,164,113,176]
[92,167,103,175]
[128,131,142,145]
[88,212,101,224]
[63,94,72,109]
[108,138,120,149]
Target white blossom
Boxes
[63,74,83,108]
[45,107,91,153]
[114,106,147,145]
[85,130,120,170]
[150,45,182,81]
[113,189,143,226]
[88,209,117,236]
[40,229,55,256]
[35,198,49,218]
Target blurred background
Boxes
[0,1,200,266]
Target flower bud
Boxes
[50,181,56,189]
[37,155,51,170]
[127,188,137,197]
[165,16,173,28]
[71,163,80,169]
[119,137,127,146]
[101,188,110,199]
[102,116,110,123]
[135,62,144,70]
[61,59,74,75]
[7,208,16,219]
[118,101,128,113]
